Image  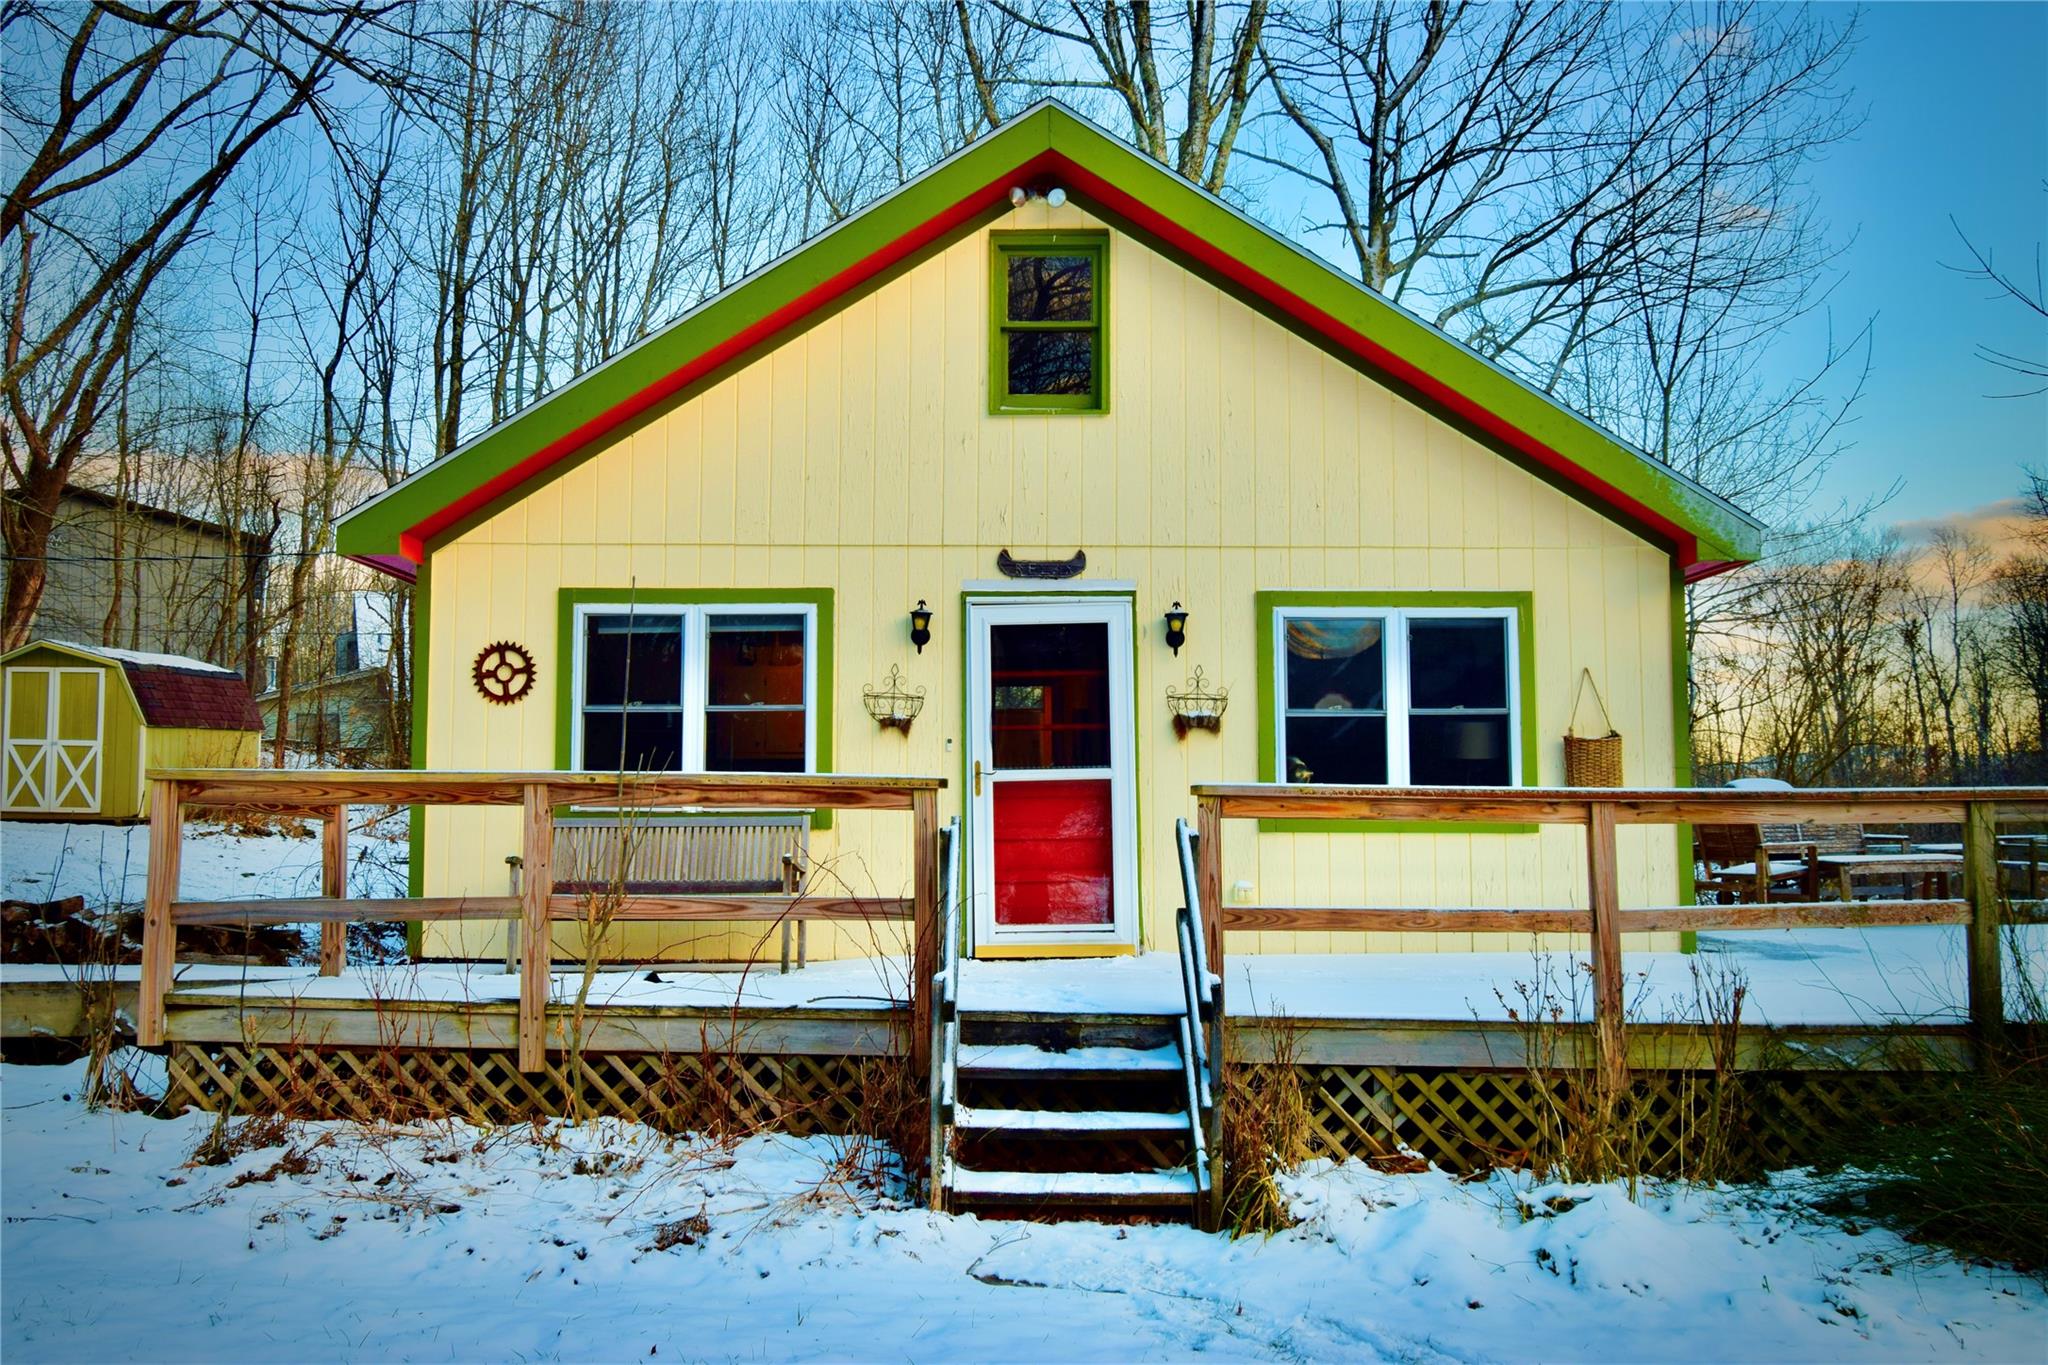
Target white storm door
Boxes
[966,599,1138,949]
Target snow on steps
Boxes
[948,1165,1200,1205]
[954,1105,1190,1135]
[955,1042,1182,1078]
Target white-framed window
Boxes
[1273,606,1520,787]
[570,603,816,774]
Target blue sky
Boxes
[1790,1,2048,527]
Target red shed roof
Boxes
[15,642,263,732]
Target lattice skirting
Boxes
[165,1044,874,1135]
[1292,1064,1933,1174]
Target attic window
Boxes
[991,233,1106,412]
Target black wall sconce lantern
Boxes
[909,600,933,654]
[1163,601,1189,655]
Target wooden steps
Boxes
[935,1009,1207,1221]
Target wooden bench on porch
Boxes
[544,814,811,971]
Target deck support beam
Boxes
[1585,800,1629,1095]
[319,806,347,976]
[1963,800,2005,1054]
[519,783,553,1072]
[137,779,181,1047]
[910,788,938,1075]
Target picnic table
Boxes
[1915,835,2046,895]
[1815,852,1963,901]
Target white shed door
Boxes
[3,667,104,813]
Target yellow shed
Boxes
[0,641,261,822]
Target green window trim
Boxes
[1255,589,1539,834]
[989,231,1108,414]
[554,587,835,830]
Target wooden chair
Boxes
[510,814,811,971]
[1696,822,1816,903]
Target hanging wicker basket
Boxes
[1564,667,1624,788]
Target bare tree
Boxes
[1946,210,2047,397]
[966,0,1267,191]
[1,0,406,650]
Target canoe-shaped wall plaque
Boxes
[996,549,1086,579]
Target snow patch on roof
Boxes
[45,640,237,674]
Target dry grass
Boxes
[1813,923,2047,1278]
[1219,1010,1314,1234]
[1496,949,1754,1191]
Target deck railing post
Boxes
[1962,800,2005,1054]
[1584,800,1629,1094]
[138,778,182,1047]
[518,783,554,1072]
[1196,795,1224,1010]
[910,787,939,1074]
[319,805,347,976]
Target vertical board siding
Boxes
[421,201,1682,961]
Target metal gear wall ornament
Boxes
[472,641,536,705]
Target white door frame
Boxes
[965,595,1139,951]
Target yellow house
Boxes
[336,102,1762,964]
[2,640,261,821]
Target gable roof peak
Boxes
[338,99,1762,581]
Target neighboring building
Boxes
[21,483,270,676]
[1,640,261,820]
[336,102,1764,963]
[256,666,395,765]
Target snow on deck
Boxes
[162,957,909,1013]
[955,926,2046,1028]
[130,924,2047,1026]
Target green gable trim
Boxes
[988,230,1110,414]
[338,103,1760,578]
[552,588,836,831]
[1254,589,1539,835]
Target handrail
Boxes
[138,769,947,1076]
[1190,784,2042,1099]
[1175,817,1223,1229]
[929,818,960,1212]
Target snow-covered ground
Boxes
[2,1058,2041,1363]
[0,815,409,907]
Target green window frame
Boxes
[989,231,1108,414]
[554,587,835,829]
[1255,590,1538,833]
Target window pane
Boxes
[1285,617,1385,711]
[582,710,684,772]
[584,615,682,706]
[705,710,806,772]
[1006,253,1093,322]
[1007,330,1094,396]
[707,614,805,706]
[1409,618,1509,709]
[990,622,1110,769]
[1282,713,1387,785]
[1409,715,1512,786]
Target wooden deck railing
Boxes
[1191,784,2048,1093]
[138,770,946,1072]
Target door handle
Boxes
[973,760,983,797]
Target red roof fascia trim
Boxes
[351,552,418,584]
[1682,559,1745,585]
[398,158,1053,562]
[1049,156,1702,570]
